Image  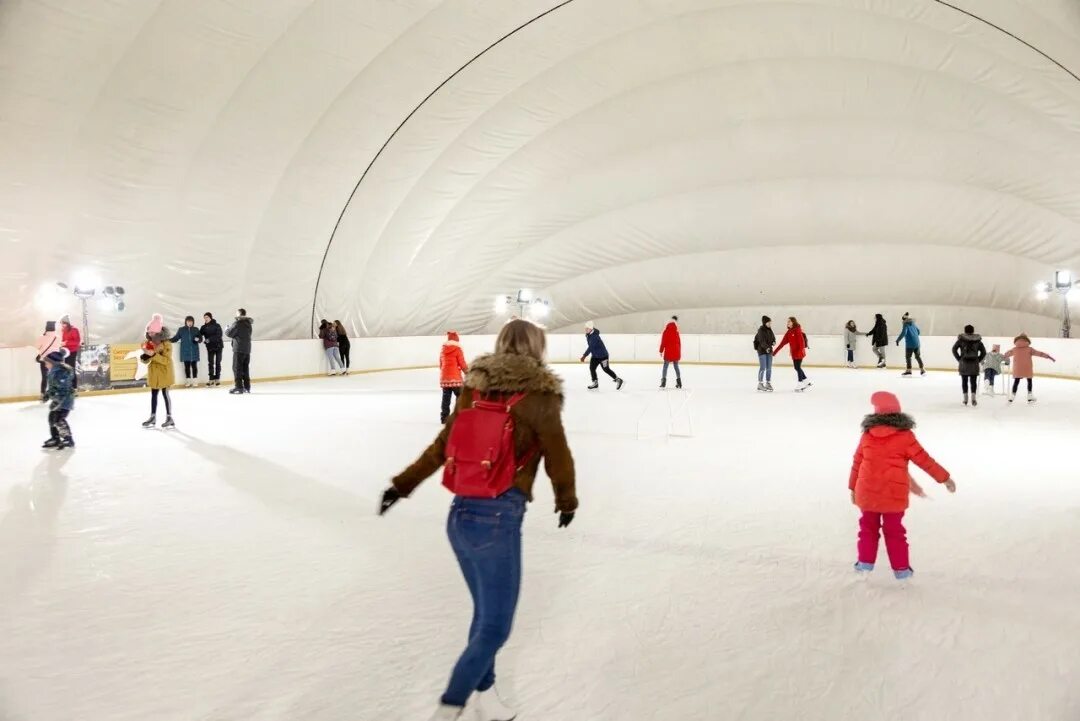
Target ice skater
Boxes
[843,320,859,368]
[199,312,224,386]
[378,319,578,721]
[171,315,203,387]
[318,319,345,375]
[227,309,254,394]
[952,325,986,407]
[141,314,176,428]
[580,321,623,391]
[659,315,682,389]
[41,350,75,449]
[35,320,61,402]
[1005,334,1056,404]
[754,315,775,391]
[439,330,468,424]
[334,320,351,372]
[59,315,82,389]
[866,313,888,368]
[982,344,1008,396]
[773,317,811,391]
[849,391,955,579]
[895,313,926,376]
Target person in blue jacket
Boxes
[171,316,203,387]
[580,321,624,391]
[895,312,925,376]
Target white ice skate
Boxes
[472,688,517,721]
[756,382,767,392]
[794,380,813,392]
[764,382,774,392]
[1028,392,1037,404]
[427,705,462,720]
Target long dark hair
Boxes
[333,320,348,338]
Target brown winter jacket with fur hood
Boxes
[391,352,578,513]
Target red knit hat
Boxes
[447,330,459,342]
[871,391,901,415]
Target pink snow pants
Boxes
[857,511,910,571]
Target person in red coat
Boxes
[59,315,82,390]
[772,316,811,390]
[658,315,682,389]
[849,391,955,579]
[439,331,469,424]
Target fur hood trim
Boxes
[442,340,461,348]
[466,353,563,395]
[861,412,915,432]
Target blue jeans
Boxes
[758,353,773,382]
[441,489,527,707]
[662,360,681,381]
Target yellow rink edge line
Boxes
[3,361,1077,404]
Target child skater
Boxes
[849,391,955,579]
[1004,333,1056,403]
[42,350,76,449]
[843,320,859,368]
[439,331,468,424]
[141,314,176,429]
[982,344,1009,396]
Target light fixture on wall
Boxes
[1035,269,1077,338]
[494,289,552,323]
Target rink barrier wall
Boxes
[2,333,1078,402]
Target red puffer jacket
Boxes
[774,325,807,360]
[849,413,950,513]
[659,321,681,362]
[61,324,81,355]
[439,341,468,388]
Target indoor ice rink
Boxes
[2,2,1080,721]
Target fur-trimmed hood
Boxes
[861,412,916,434]
[957,332,982,342]
[465,353,563,395]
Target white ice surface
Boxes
[1,366,1078,721]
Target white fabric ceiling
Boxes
[3,0,1080,345]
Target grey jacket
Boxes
[844,327,859,349]
[982,351,1009,373]
[226,316,254,354]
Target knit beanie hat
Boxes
[762,315,771,324]
[45,350,67,363]
[447,330,459,342]
[584,320,594,330]
[146,313,164,335]
[871,391,901,415]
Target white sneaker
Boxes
[427,705,463,720]
[473,688,517,721]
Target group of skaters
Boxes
[135,310,255,431]
[316,319,353,375]
[32,309,255,445]
[383,318,969,721]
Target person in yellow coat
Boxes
[141,313,176,429]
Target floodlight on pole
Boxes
[494,289,552,323]
[1035,270,1078,338]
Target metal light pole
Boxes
[1035,270,1076,338]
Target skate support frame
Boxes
[636,389,694,441]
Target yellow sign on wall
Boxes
[110,344,145,383]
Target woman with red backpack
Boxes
[379,319,577,721]
[773,316,812,391]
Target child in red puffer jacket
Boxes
[849,391,956,580]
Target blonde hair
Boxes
[495,319,546,360]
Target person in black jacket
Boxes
[334,320,351,372]
[952,325,987,407]
[226,309,254,394]
[200,313,225,386]
[753,316,776,392]
[866,314,888,368]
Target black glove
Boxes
[556,510,574,528]
[378,487,401,515]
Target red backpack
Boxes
[442,393,537,498]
